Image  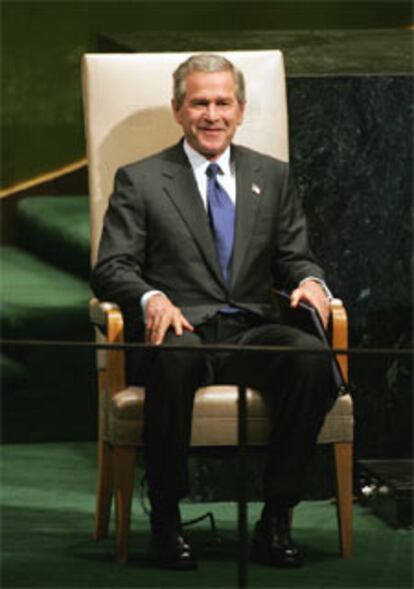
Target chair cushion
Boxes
[106,385,353,447]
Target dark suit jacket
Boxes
[91,141,325,328]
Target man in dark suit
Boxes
[92,53,336,570]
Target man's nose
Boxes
[205,103,219,120]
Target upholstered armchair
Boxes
[82,50,353,564]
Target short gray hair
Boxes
[173,53,246,108]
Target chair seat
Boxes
[107,385,353,447]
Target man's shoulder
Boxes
[121,142,183,176]
[232,144,288,170]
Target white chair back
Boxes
[82,50,288,264]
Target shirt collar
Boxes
[183,140,232,177]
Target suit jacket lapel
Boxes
[230,146,263,287]
[161,144,225,286]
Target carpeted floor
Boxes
[1,442,412,588]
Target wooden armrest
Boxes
[90,297,126,393]
[89,298,124,343]
[89,297,121,327]
[330,298,349,382]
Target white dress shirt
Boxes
[183,140,236,208]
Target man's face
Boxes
[172,70,245,160]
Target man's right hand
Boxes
[145,293,194,345]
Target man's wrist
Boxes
[299,277,334,300]
[140,290,166,320]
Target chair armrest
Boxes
[90,297,125,343]
[330,298,349,383]
[90,297,126,393]
[89,297,121,329]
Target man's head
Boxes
[171,54,246,160]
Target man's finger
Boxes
[145,302,193,344]
[290,289,301,307]
[153,315,170,345]
[181,316,194,332]
[145,315,156,343]
[318,303,330,329]
[149,314,162,340]
[172,314,184,337]
[146,311,166,345]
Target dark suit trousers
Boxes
[141,312,337,509]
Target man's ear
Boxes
[171,99,181,124]
[237,101,246,126]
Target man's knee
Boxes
[145,330,206,382]
[281,328,332,378]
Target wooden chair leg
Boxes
[114,446,136,563]
[95,440,114,540]
[334,441,353,558]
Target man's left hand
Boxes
[290,280,330,329]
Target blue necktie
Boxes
[206,163,235,283]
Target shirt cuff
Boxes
[299,277,334,300]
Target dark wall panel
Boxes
[2,0,412,188]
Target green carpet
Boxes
[1,443,412,588]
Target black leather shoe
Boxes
[251,513,302,568]
[149,529,198,570]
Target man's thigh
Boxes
[216,321,328,391]
[143,328,204,367]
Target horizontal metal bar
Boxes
[0,338,413,356]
